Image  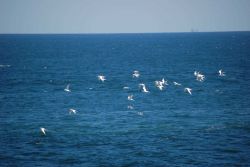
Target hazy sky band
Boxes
[0,0,250,33]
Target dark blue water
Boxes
[1,32,250,166]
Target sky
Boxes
[0,0,250,33]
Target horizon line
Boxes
[0,30,249,35]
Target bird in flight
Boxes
[97,75,106,82]
[139,83,149,93]
[218,69,226,76]
[194,71,205,82]
[173,81,181,86]
[40,127,47,135]
[69,108,77,114]
[127,105,134,110]
[155,78,168,90]
[64,84,71,92]
[128,95,134,101]
[132,70,140,78]
[184,88,192,95]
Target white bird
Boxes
[97,75,106,82]
[173,81,181,86]
[128,95,134,101]
[139,83,149,93]
[155,81,164,90]
[69,108,77,114]
[218,69,226,76]
[196,73,205,82]
[155,78,167,90]
[137,112,144,116]
[64,84,71,92]
[194,71,205,82]
[184,88,192,95]
[194,71,199,76]
[161,78,168,85]
[132,70,140,78]
[127,105,134,110]
[157,84,164,90]
[40,127,47,135]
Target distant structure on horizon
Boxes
[191,28,199,32]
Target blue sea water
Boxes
[0,32,250,166]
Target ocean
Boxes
[0,32,250,166]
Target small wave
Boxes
[0,64,11,68]
[204,125,226,132]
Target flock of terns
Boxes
[40,69,226,135]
